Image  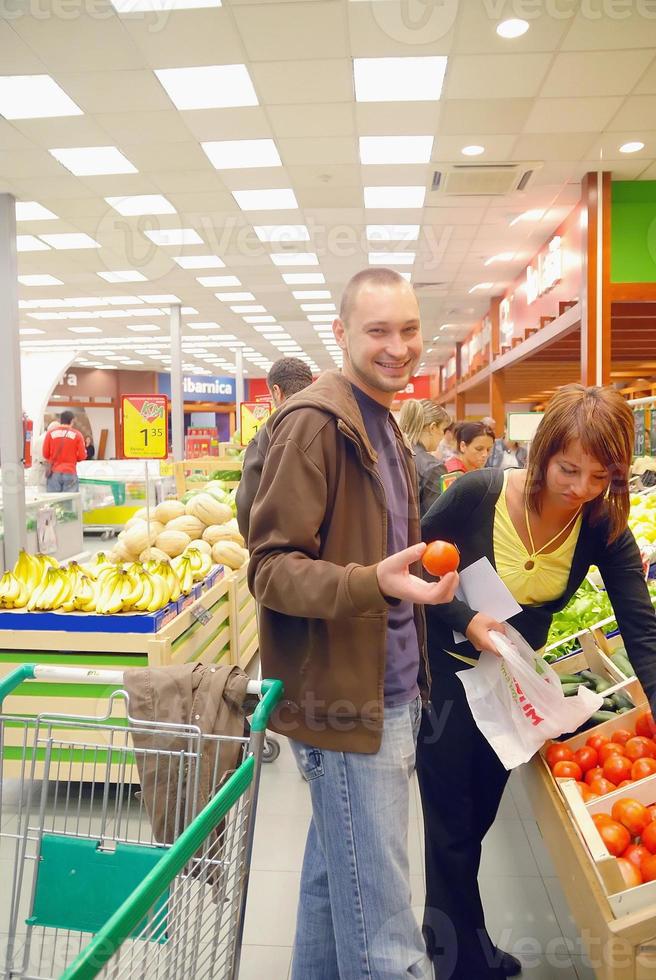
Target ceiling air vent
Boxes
[430,163,539,198]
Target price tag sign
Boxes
[240,401,272,446]
[122,395,168,459]
[190,603,212,626]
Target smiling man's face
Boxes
[333,280,422,407]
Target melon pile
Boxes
[109,484,249,571]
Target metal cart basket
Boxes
[0,663,283,980]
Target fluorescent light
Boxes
[496,18,529,38]
[292,290,331,299]
[255,325,283,332]
[270,252,319,267]
[187,322,222,330]
[462,145,485,156]
[254,225,310,243]
[50,146,137,176]
[233,188,298,211]
[282,273,326,285]
[368,252,415,265]
[202,139,282,169]
[18,274,62,286]
[359,136,433,165]
[300,303,336,312]
[469,282,493,293]
[19,328,45,335]
[98,270,148,283]
[107,295,142,305]
[120,359,144,366]
[40,233,100,249]
[307,314,336,323]
[197,275,240,287]
[173,255,225,269]
[144,229,203,246]
[17,236,50,252]
[15,201,57,221]
[154,65,258,110]
[126,324,161,332]
[484,252,516,265]
[244,315,275,323]
[620,141,645,153]
[105,195,175,216]
[231,305,267,313]
[0,75,82,119]
[509,209,545,226]
[354,56,447,103]
[67,326,103,334]
[215,292,255,302]
[364,186,426,209]
[138,294,180,303]
[366,225,420,241]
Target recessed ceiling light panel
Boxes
[154,65,258,110]
[50,146,138,176]
[202,139,282,169]
[359,135,433,165]
[0,75,82,120]
[354,56,447,103]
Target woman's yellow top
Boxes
[448,471,581,665]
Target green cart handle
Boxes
[0,663,36,707]
[250,678,283,732]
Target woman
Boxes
[435,422,458,464]
[441,421,495,491]
[417,385,656,980]
[398,399,450,516]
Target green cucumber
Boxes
[610,652,635,678]
[562,682,585,696]
[590,710,620,723]
[601,698,616,711]
[580,670,613,693]
[610,692,634,711]
[559,673,586,685]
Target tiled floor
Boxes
[239,736,598,979]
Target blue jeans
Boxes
[290,696,430,980]
[46,471,78,492]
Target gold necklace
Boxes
[522,498,581,571]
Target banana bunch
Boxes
[153,560,181,602]
[0,571,29,609]
[183,545,212,582]
[171,555,195,596]
[94,564,172,614]
[79,552,115,580]
[13,550,57,591]
[27,567,75,612]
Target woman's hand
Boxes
[465,613,506,655]
[377,543,459,606]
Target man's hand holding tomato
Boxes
[377,542,459,606]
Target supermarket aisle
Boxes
[240,736,597,980]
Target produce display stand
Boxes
[0,491,84,572]
[228,563,258,671]
[172,454,243,495]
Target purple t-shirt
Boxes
[351,384,420,707]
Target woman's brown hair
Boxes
[525,384,634,542]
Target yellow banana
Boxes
[134,571,155,612]
[122,569,144,610]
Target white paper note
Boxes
[453,557,523,644]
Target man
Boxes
[42,411,86,492]
[236,356,313,540]
[482,416,505,468]
[248,268,458,979]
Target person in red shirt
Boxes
[42,411,87,493]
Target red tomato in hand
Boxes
[635,711,656,740]
[553,760,583,781]
[546,744,575,770]
[616,857,643,889]
[598,820,631,857]
[587,734,610,752]
[631,758,656,781]
[598,742,626,765]
[612,799,653,836]
[603,755,633,786]
[641,822,656,854]
[585,766,605,786]
[625,737,656,762]
[612,729,633,746]
[422,541,460,577]
[623,844,652,870]
[589,777,617,797]
[574,746,599,773]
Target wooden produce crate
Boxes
[228,563,258,671]
[0,576,231,781]
[591,630,647,707]
[174,455,243,492]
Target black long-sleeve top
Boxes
[422,469,656,709]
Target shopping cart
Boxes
[0,663,283,980]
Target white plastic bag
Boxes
[457,624,604,770]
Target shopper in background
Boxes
[417,385,656,980]
[443,421,495,481]
[84,435,95,460]
[248,268,459,980]
[236,356,313,541]
[398,399,450,516]
[434,421,457,463]
[42,411,86,493]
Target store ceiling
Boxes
[4,2,656,378]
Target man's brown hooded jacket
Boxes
[248,370,428,754]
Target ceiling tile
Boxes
[0,21,47,72]
[583,131,656,162]
[437,99,532,136]
[122,10,246,69]
[10,116,114,149]
[233,2,348,61]
[445,54,552,99]
[606,95,656,132]
[12,14,144,72]
[540,50,654,98]
[120,140,211,172]
[94,111,194,146]
[432,135,517,162]
[55,71,173,114]
[452,3,571,54]
[510,133,595,163]
[278,136,357,167]
[0,120,38,151]
[347,1,455,56]
[268,103,354,139]
[250,60,352,105]
[636,57,656,94]
[523,97,623,134]
[355,103,441,137]
[561,9,656,50]
[0,149,66,179]
[296,186,364,209]
[182,107,271,141]
[286,163,361,188]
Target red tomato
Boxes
[642,854,656,882]
[422,541,460,577]
[592,813,615,828]
[648,805,656,823]
[545,744,575,770]
[589,777,617,797]
[598,742,626,765]
[618,780,635,789]
[598,820,631,857]
[611,799,653,836]
[585,767,605,786]
[641,822,656,854]
[623,844,652,870]
[587,734,611,752]
[635,711,656,740]
[616,857,643,889]
[553,760,583,781]
[574,783,600,803]
[625,737,656,762]
[574,746,599,773]
[631,758,656,781]
[612,729,633,746]
[603,755,634,786]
